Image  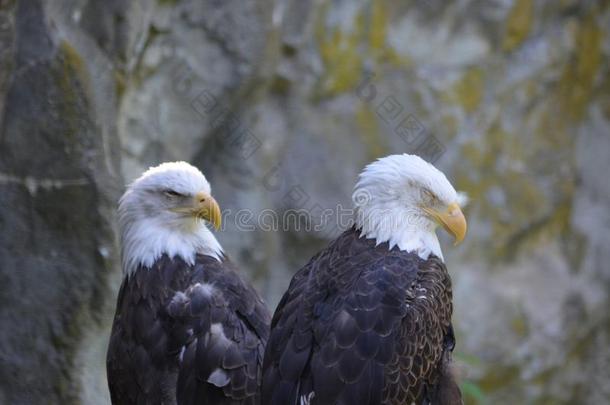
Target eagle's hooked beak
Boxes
[193,192,222,230]
[423,202,467,245]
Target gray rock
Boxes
[0,1,120,404]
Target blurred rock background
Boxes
[0,0,609,403]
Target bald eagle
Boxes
[262,154,466,405]
[107,162,270,405]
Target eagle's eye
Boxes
[164,189,184,198]
[422,189,438,203]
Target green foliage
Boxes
[455,352,487,404]
[461,381,487,404]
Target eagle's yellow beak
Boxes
[424,202,467,245]
[193,192,222,230]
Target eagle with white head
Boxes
[262,154,466,405]
[107,162,270,405]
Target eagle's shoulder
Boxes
[163,254,270,403]
[189,254,271,340]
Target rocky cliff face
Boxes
[0,0,608,404]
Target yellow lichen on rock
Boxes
[55,41,89,138]
[558,14,602,121]
[316,4,363,96]
[368,0,387,52]
[355,104,388,159]
[503,0,533,51]
[315,1,406,97]
[445,68,484,113]
[456,113,577,259]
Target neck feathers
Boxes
[119,217,224,276]
[354,211,443,261]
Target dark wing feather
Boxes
[262,227,457,405]
[172,256,270,405]
[106,255,270,405]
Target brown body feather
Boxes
[262,227,462,405]
[106,254,270,405]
